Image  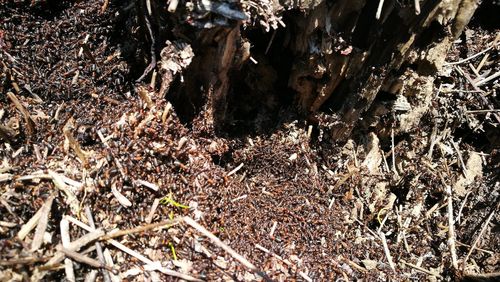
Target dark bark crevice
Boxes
[136,0,480,139]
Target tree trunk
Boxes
[142,0,479,138]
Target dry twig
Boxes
[30,194,56,251]
[401,260,441,278]
[60,218,76,282]
[183,216,272,281]
[58,246,118,274]
[379,232,396,271]
[440,173,458,270]
[7,91,36,136]
[85,206,112,282]
[462,207,497,269]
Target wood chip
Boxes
[48,170,80,215]
[30,194,55,251]
[7,91,36,136]
[110,182,132,207]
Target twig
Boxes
[85,206,112,282]
[456,241,494,255]
[145,198,160,224]
[110,182,132,207]
[379,232,396,271]
[401,260,442,278]
[103,249,120,282]
[269,221,277,238]
[0,173,12,182]
[183,216,272,281]
[391,128,397,176]
[17,203,44,240]
[31,194,56,251]
[440,174,458,269]
[0,256,50,266]
[49,230,105,265]
[231,194,248,202]
[381,149,390,172]
[135,179,159,191]
[48,170,80,215]
[457,191,471,225]
[444,42,499,66]
[265,29,277,55]
[101,0,109,13]
[101,218,181,240]
[463,272,500,280]
[414,0,420,15]
[376,0,385,20]
[63,118,89,165]
[227,163,244,177]
[328,196,335,209]
[33,229,105,280]
[58,246,118,274]
[167,0,179,12]
[466,109,500,114]
[469,63,481,78]
[60,218,76,282]
[354,218,380,239]
[136,86,154,109]
[449,140,467,178]
[146,0,152,15]
[455,67,500,123]
[455,65,481,91]
[17,172,82,188]
[84,270,98,282]
[377,210,390,234]
[65,216,202,281]
[475,70,500,86]
[462,207,497,269]
[342,257,367,274]
[476,33,500,72]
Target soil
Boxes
[0,1,499,281]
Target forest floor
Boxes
[0,1,499,281]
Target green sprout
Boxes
[168,241,178,260]
[159,193,189,209]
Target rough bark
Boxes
[142,0,479,138]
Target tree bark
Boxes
[144,0,479,138]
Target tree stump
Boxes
[140,0,479,138]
